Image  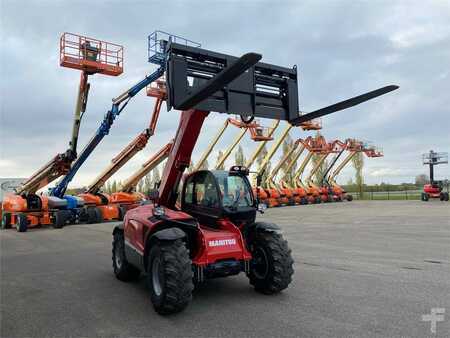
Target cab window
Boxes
[183,172,219,208]
[216,174,253,208]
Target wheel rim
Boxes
[114,242,122,269]
[252,246,269,279]
[152,257,162,296]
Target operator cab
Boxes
[181,166,256,228]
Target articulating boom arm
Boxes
[50,67,165,198]
[121,142,173,193]
[15,72,91,195]
[86,89,165,194]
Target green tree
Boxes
[256,145,271,188]
[216,150,225,170]
[281,134,296,184]
[197,159,209,170]
[352,152,364,198]
[235,145,246,166]
[152,167,161,188]
[144,173,152,193]
[111,180,117,193]
[311,154,328,185]
[415,174,429,186]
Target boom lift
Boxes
[305,139,346,203]
[1,33,123,232]
[278,138,310,205]
[326,141,383,201]
[287,135,329,204]
[321,139,364,201]
[421,150,449,201]
[45,32,200,228]
[112,33,398,314]
[193,118,273,171]
[107,142,174,211]
[77,80,166,222]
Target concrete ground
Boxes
[1,201,449,338]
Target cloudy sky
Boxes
[1,0,449,190]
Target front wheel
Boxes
[1,212,11,229]
[112,230,141,281]
[248,231,294,294]
[147,239,193,315]
[421,192,429,201]
[346,194,353,202]
[16,213,28,232]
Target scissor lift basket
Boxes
[60,32,123,76]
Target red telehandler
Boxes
[112,35,399,314]
[421,150,449,201]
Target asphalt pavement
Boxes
[1,201,449,337]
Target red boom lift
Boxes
[421,150,449,201]
[112,35,398,314]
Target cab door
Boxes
[182,171,221,228]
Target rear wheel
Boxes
[248,231,294,294]
[118,206,126,221]
[1,212,11,229]
[53,210,68,229]
[346,194,353,202]
[94,207,103,223]
[16,213,28,232]
[421,193,429,201]
[147,239,193,315]
[112,230,140,281]
[444,192,449,201]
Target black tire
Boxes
[1,212,11,229]
[53,210,68,229]
[422,193,429,202]
[444,192,449,201]
[16,213,28,232]
[346,194,353,202]
[147,239,193,315]
[94,207,103,223]
[112,230,141,281]
[440,193,445,201]
[248,231,294,295]
[86,207,97,224]
[79,207,88,223]
[118,206,126,221]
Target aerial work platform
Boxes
[60,32,123,76]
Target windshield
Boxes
[215,173,253,208]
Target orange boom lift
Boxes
[1,33,123,231]
[77,80,166,222]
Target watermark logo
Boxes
[422,308,445,334]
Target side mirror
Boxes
[257,203,267,214]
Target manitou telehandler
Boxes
[421,150,449,201]
[77,79,166,222]
[112,31,398,314]
[1,33,123,231]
